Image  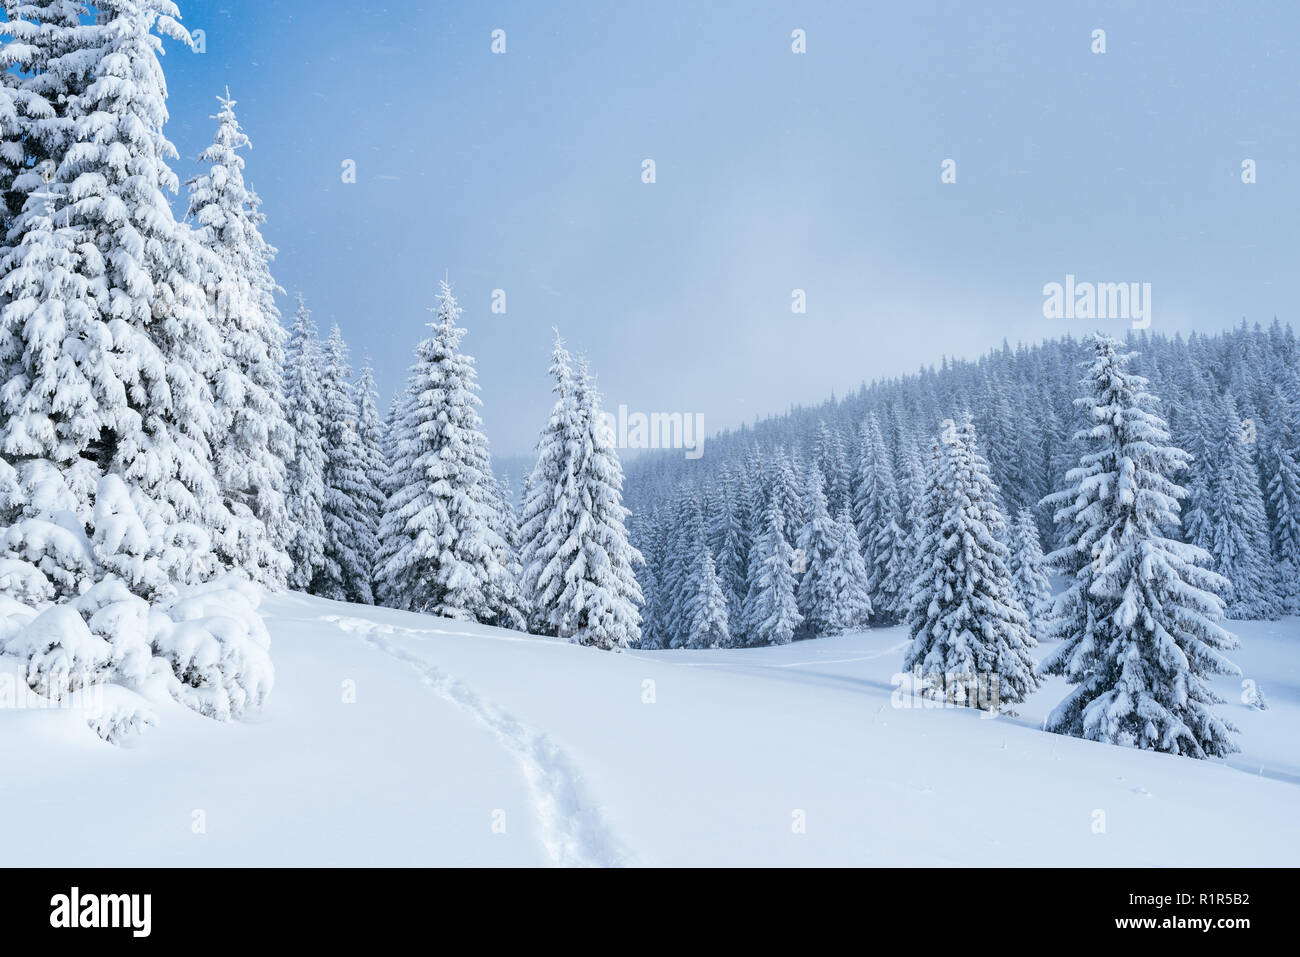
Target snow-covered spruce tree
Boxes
[50,0,226,581]
[185,89,290,588]
[768,450,805,546]
[374,282,506,621]
[554,355,643,649]
[519,335,643,648]
[518,333,582,634]
[0,1,88,231]
[819,507,873,635]
[1263,423,1300,614]
[314,326,373,603]
[1008,507,1053,636]
[815,421,851,514]
[0,1,274,720]
[854,413,908,622]
[710,467,749,626]
[1041,335,1240,758]
[662,500,701,648]
[742,499,801,646]
[282,294,326,590]
[352,360,387,601]
[681,542,731,649]
[903,416,1038,710]
[795,468,839,636]
[481,471,527,630]
[1200,393,1280,620]
[372,372,416,607]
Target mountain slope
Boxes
[2,592,1297,866]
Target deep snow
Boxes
[1,591,1297,866]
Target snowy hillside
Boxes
[3,591,1296,867]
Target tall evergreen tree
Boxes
[681,542,731,649]
[1201,393,1280,619]
[1008,507,1052,637]
[819,508,873,635]
[314,326,372,603]
[375,282,504,621]
[0,0,231,601]
[904,416,1038,710]
[795,469,839,636]
[519,333,583,634]
[1041,335,1239,758]
[282,294,326,590]
[1263,426,1300,614]
[483,471,527,630]
[185,89,289,588]
[742,500,801,646]
[352,360,387,602]
[710,464,749,625]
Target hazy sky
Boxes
[157,0,1300,456]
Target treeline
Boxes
[626,321,1300,650]
[283,288,643,651]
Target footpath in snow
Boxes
[1,591,1297,866]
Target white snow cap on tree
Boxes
[903,415,1039,710]
[1041,334,1240,758]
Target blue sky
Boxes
[158,0,1300,456]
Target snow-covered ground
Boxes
[2,591,1297,866]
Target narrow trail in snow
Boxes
[316,613,632,867]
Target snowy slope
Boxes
[2,591,1297,866]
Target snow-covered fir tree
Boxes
[518,333,582,634]
[0,1,88,233]
[185,88,290,588]
[0,1,275,720]
[374,281,505,621]
[1041,335,1240,758]
[903,416,1038,710]
[558,355,643,648]
[1200,393,1279,619]
[352,360,387,601]
[1263,419,1300,614]
[314,326,373,603]
[519,334,643,649]
[709,464,749,626]
[282,294,326,590]
[742,499,802,646]
[483,471,527,631]
[854,413,908,622]
[1008,507,1053,637]
[794,468,839,636]
[818,507,873,635]
[681,542,731,649]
